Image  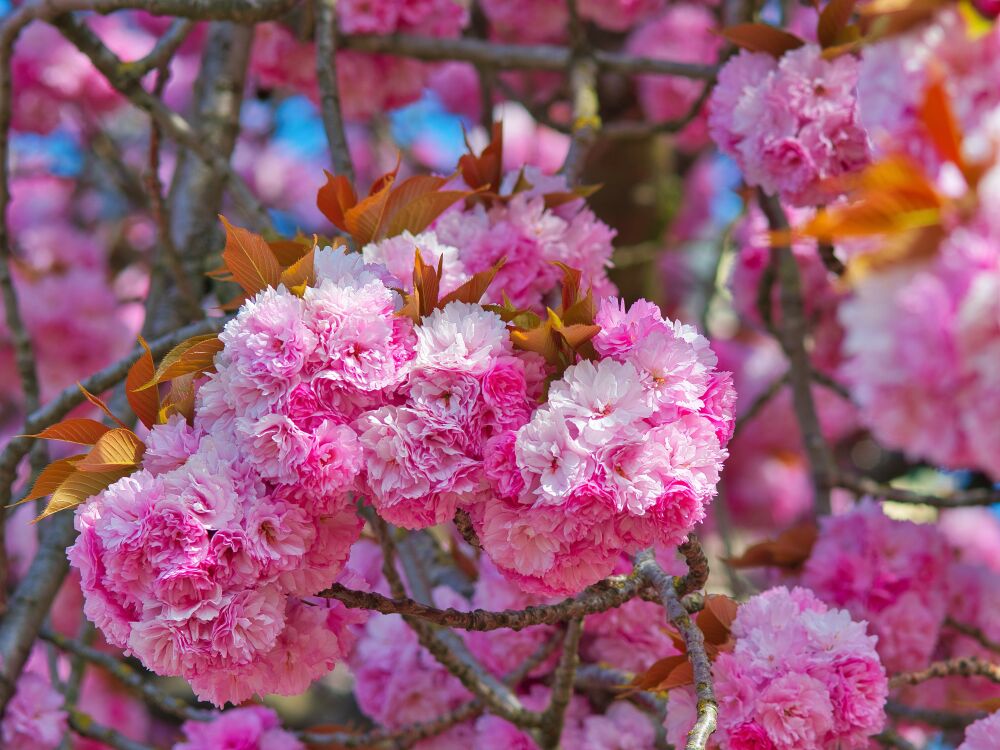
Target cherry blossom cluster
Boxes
[470,298,734,595]
[838,218,1000,480]
[958,710,1000,750]
[69,224,732,700]
[365,168,616,312]
[0,649,67,750]
[666,587,887,750]
[173,706,303,750]
[708,46,871,206]
[800,500,952,672]
[858,8,1000,160]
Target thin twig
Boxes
[874,730,918,750]
[758,190,835,515]
[885,700,984,730]
[145,64,203,320]
[67,707,158,750]
[890,657,1000,688]
[338,33,717,79]
[733,371,788,436]
[944,617,1000,654]
[53,13,273,233]
[39,627,213,722]
[836,471,1000,508]
[316,0,355,182]
[320,572,645,631]
[635,549,717,750]
[539,617,583,749]
[125,18,195,79]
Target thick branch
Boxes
[635,549,717,750]
[315,0,355,182]
[758,190,835,515]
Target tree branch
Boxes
[315,0,355,182]
[890,657,1000,688]
[539,617,583,749]
[320,572,645,631]
[835,471,1000,508]
[634,549,717,750]
[39,627,213,722]
[758,190,835,515]
[53,14,271,237]
[338,33,716,79]
[67,707,157,750]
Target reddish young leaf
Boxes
[383,188,474,240]
[220,216,282,296]
[555,323,601,350]
[279,246,316,296]
[29,418,111,446]
[77,384,129,429]
[126,336,159,429]
[697,594,740,655]
[269,237,313,267]
[918,74,966,171]
[818,0,858,47]
[316,170,358,232]
[438,258,506,307]
[721,23,807,57]
[344,174,397,246]
[160,373,197,425]
[630,655,694,692]
[543,184,602,210]
[140,334,223,390]
[727,522,819,570]
[459,122,504,192]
